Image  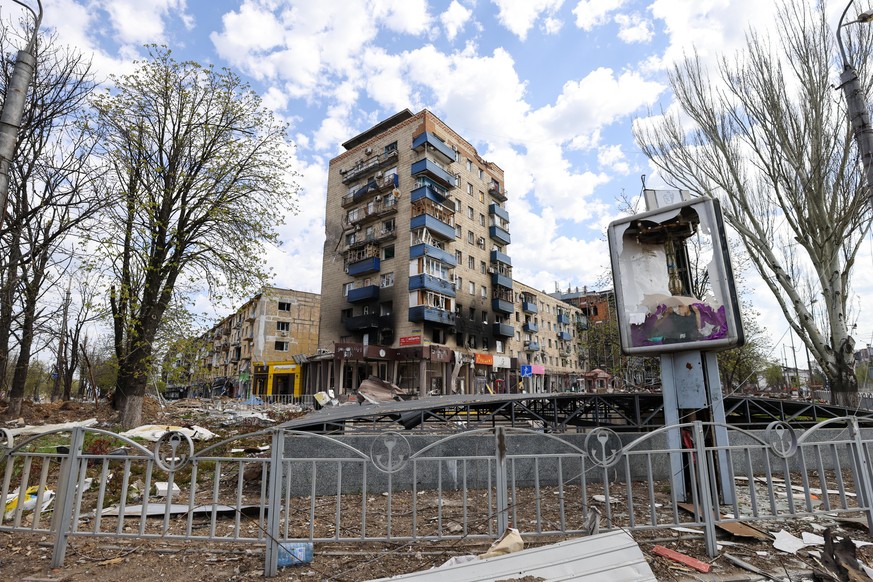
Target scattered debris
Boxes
[479,527,524,559]
[7,418,98,437]
[651,545,711,573]
[811,528,873,581]
[723,553,781,581]
[4,486,54,519]
[677,502,770,540]
[356,376,408,404]
[153,482,180,498]
[277,542,313,568]
[119,424,217,442]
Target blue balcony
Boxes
[347,257,381,276]
[492,298,514,314]
[409,273,456,297]
[490,249,512,266]
[410,213,455,241]
[411,184,448,205]
[523,322,538,333]
[408,306,456,326]
[488,181,507,202]
[492,322,514,337]
[557,331,573,341]
[557,313,570,325]
[411,158,457,189]
[522,300,537,313]
[409,243,456,267]
[524,342,541,352]
[347,285,380,304]
[491,271,513,289]
[489,203,510,222]
[489,225,511,245]
[412,132,455,165]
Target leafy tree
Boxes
[762,362,788,392]
[90,47,299,427]
[634,1,872,406]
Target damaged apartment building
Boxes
[316,109,586,396]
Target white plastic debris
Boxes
[119,424,217,441]
[153,481,181,498]
[772,529,806,554]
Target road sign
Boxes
[520,365,532,378]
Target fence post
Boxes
[263,428,285,577]
[51,426,84,568]
[848,416,873,532]
[494,426,508,534]
[693,421,718,557]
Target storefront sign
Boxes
[364,345,397,359]
[492,355,511,369]
[474,353,494,366]
[399,335,421,346]
[334,343,364,360]
[531,365,546,375]
[426,345,452,362]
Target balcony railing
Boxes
[347,195,398,227]
[410,214,455,241]
[488,181,507,202]
[490,270,512,289]
[343,313,393,331]
[342,174,397,207]
[409,243,456,267]
[489,224,511,245]
[412,132,456,165]
[347,285,380,303]
[523,322,538,333]
[340,149,399,184]
[411,157,457,189]
[347,256,381,277]
[408,306,456,326]
[408,273,456,297]
[524,341,541,352]
[492,297,514,314]
[490,249,512,266]
[557,331,573,341]
[492,322,514,337]
[557,313,570,325]
[522,300,537,313]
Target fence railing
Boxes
[2,417,871,577]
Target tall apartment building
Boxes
[319,109,584,396]
[196,287,321,397]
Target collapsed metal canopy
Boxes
[279,392,873,434]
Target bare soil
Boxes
[2,398,872,581]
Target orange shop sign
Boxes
[399,335,421,346]
[474,353,494,366]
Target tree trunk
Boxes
[114,346,150,428]
[830,351,859,408]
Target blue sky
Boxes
[32,0,873,368]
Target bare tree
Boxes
[90,46,299,428]
[0,31,102,417]
[634,1,872,406]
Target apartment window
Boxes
[278,301,291,311]
[342,283,353,296]
[274,341,289,352]
[468,281,475,295]
[482,311,488,324]
[468,256,475,269]
[345,232,356,246]
[479,191,485,203]
[467,230,474,244]
[384,141,397,153]
[381,218,395,235]
[480,261,486,274]
[482,337,489,351]
[455,250,463,263]
[479,213,485,226]
[467,206,474,219]
[380,301,392,316]
[276,321,290,332]
[380,272,394,287]
[341,309,352,320]
[481,285,487,298]
[467,159,473,171]
[467,182,473,195]
[496,340,504,353]
[468,307,476,319]
[479,168,484,180]
[383,245,395,259]
[456,276,462,290]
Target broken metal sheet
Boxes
[366,529,657,581]
[7,418,98,437]
[772,529,806,554]
[98,503,266,518]
[119,424,218,442]
[676,502,770,540]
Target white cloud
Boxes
[615,13,653,43]
[371,0,433,35]
[102,0,192,46]
[598,144,629,174]
[441,1,473,41]
[572,0,625,31]
[491,0,565,40]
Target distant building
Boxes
[196,287,321,398]
[317,109,585,396]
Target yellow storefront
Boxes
[252,362,302,397]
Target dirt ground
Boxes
[2,398,873,581]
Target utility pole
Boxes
[0,0,42,231]
[50,283,71,402]
[836,2,873,210]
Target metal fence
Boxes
[2,417,871,577]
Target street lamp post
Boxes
[837,1,873,211]
[0,0,42,231]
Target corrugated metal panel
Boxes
[366,530,657,582]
